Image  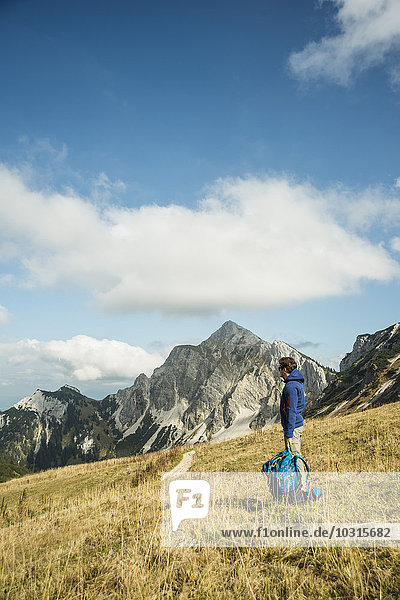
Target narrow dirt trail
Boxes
[168,450,195,475]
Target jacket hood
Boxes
[286,368,304,383]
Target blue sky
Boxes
[1,0,400,410]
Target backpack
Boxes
[262,450,311,504]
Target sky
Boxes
[0,0,400,410]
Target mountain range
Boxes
[1,320,399,472]
[306,322,400,418]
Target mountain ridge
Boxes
[0,321,328,470]
[2,319,399,472]
[308,321,400,418]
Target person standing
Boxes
[279,356,305,456]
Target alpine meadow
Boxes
[1,1,400,598]
[1,402,399,599]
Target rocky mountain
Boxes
[108,321,328,455]
[0,321,328,470]
[307,322,400,418]
[0,385,121,470]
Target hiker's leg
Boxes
[290,426,307,492]
[290,426,303,455]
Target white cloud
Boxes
[289,0,400,85]
[18,136,68,163]
[325,185,400,231]
[0,164,399,313]
[395,177,400,188]
[0,335,164,382]
[0,274,15,286]
[0,305,9,325]
[322,353,346,371]
[91,172,127,202]
[391,237,400,251]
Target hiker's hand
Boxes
[285,437,292,449]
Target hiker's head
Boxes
[279,357,297,379]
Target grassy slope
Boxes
[0,457,30,483]
[0,404,399,600]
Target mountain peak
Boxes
[203,321,261,347]
[340,321,400,372]
[57,385,81,394]
[218,320,246,335]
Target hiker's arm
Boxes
[285,385,297,438]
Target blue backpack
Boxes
[262,450,312,504]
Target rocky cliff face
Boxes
[307,322,400,418]
[340,323,400,371]
[0,386,120,470]
[0,321,329,470]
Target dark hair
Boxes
[279,357,297,373]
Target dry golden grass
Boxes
[0,403,399,599]
[192,401,400,472]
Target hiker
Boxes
[261,358,318,500]
[279,357,305,457]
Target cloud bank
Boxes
[289,0,400,85]
[0,335,164,382]
[0,164,399,314]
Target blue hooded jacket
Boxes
[280,368,305,438]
